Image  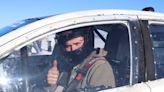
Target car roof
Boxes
[1,9,164,44]
[1,9,164,39]
[50,9,164,21]
[0,9,164,37]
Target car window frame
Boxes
[0,17,137,90]
[148,21,164,79]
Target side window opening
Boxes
[94,29,107,48]
[93,24,130,87]
[104,24,130,87]
[0,23,130,92]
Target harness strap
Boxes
[66,49,106,92]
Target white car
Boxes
[0,9,164,92]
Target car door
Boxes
[146,21,164,92]
[0,12,140,92]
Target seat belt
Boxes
[66,48,105,92]
[66,58,96,92]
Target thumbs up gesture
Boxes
[47,60,59,85]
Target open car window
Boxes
[0,23,130,92]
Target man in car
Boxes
[47,26,115,92]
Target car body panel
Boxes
[100,78,164,92]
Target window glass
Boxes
[149,24,164,79]
[0,24,130,92]
[0,17,47,37]
[0,35,55,92]
[94,29,107,48]
[27,35,55,56]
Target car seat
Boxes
[104,25,130,87]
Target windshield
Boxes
[0,16,47,37]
